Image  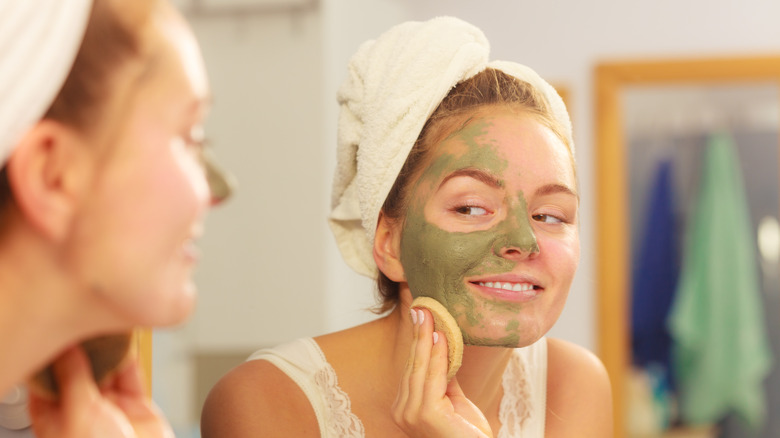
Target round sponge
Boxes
[411,296,463,380]
[29,333,132,399]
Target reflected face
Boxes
[68,1,213,327]
[399,107,579,347]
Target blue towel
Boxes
[668,132,772,430]
[632,158,679,379]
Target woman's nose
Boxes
[493,214,539,259]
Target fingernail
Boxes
[433,332,439,344]
[417,309,425,325]
[410,308,417,325]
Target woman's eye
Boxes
[455,205,488,216]
[532,214,562,224]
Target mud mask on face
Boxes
[200,148,235,203]
[399,118,539,346]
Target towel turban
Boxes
[0,0,93,166]
[329,16,573,278]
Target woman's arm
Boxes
[200,359,318,438]
[545,338,613,437]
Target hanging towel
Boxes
[631,157,679,429]
[668,132,772,430]
[632,158,679,374]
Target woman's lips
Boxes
[468,279,542,302]
[182,238,201,262]
[184,225,204,262]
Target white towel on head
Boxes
[0,0,93,165]
[329,16,572,278]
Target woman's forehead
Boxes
[423,111,575,185]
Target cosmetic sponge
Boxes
[29,333,133,399]
[411,296,463,380]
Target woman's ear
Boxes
[373,211,405,282]
[6,120,92,241]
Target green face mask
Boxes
[199,148,234,203]
[399,118,539,347]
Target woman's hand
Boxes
[28,346,174,438]
[392,307,492,438]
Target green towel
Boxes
[668,132,772,430]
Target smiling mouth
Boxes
[182,239,201,262]
[472,281,540,292]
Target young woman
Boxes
[0,0,229,436]
[202,17,611,437]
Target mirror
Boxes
[596,57,780,438]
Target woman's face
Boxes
[67,2,212,327]
[399,107,579,347]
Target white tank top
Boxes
[248,337,548,437]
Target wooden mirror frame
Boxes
[595,55,780,437]
[134,328,153,396]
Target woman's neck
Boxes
[458,344,513,413]
[0,222,92,395]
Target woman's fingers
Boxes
[446,377,492,437]
[393,308,418,413]
[53,346,100,405]
[392,306,493,437]
[406,308,434,412]
[394,307,433,423]
[108,359,143,396]
[395,307,448,426]
[101,359,144,413]
[391,306,496,437]
[422,326,449,405]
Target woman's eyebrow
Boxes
[439,168,504,189]
[535,183,579,200]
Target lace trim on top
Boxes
[498,349,532,438]
[311,354,365,437]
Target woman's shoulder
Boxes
[200,349,319,438]
[545,337,609,379]
[314,316,390,370]
[544,337,613,437]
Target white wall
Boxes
[156,0,780,432]
[188,8,326,352]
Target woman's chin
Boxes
[136,282,197,327]
[461,326,545,348]
[165,285,197,325]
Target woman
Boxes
[202,17,611,437]
[0,0,229,436]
